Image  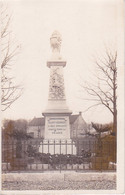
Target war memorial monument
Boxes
[40,31,76,154]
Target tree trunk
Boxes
[113,67,117,138]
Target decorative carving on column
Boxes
[49,67,65,100]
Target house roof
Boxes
[69,115,79,124]
[29,114,80,126]
[29,117,45,126]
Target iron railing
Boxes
[2,139,116,172]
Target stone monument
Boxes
[41,31,76,154]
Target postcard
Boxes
[1,0,124,194]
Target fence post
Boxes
[60,140,61,173]
[42,140,44,171]
[66,140,67,170]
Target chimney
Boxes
[79,111,82,115]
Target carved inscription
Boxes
[48,118,67,135]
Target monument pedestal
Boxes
[43,113,71,140]
[40,113,76,155]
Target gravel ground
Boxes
[2,180,116,190]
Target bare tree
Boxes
[81,49,117,135]
[1,4,23,111]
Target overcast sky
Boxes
[2,0,124,124]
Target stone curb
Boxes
[2,172,116,183]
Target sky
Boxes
[2,0,124,124]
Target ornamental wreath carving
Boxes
[49,67,65,99]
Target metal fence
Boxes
[2,139,116,172]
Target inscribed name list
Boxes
[48,117,67,135]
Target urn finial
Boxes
[50,31,62,54]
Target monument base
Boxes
[39,139,76,155]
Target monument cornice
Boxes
[48,98,66,101]
[47,61,66,68]
[42,111,72,116]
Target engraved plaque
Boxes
[45,116,70,139]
